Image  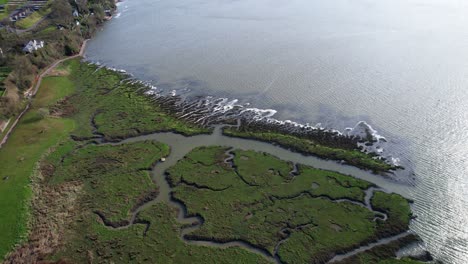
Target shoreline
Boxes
[0,2,431,262]
[80,63,400,174]
[0,56,431,263]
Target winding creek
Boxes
[84,0,468,261]
[100,126,417,263]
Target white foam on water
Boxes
[89,63,398,167]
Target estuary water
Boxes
[85,0,468,262]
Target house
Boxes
[23,40,45,53]
[73,9,79,17]
[9,7,34,22]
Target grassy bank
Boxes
[0,73,75,258]
[223,127,395,173]
[63,59,210,141]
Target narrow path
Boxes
[0,40,89,149]
[9,16,47,34]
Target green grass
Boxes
[52,203,270,263]
[0,71,76,259]
[167,147,412,263]
[15,8,50,30]
[0,59,420,262]
[39,25,56,34]
[335,234,424,264]
[45,141,169,223]
[63,59,210,141]
[33,76,74,107]
[0,58,209,258]
[223,128,395,173]
[38,141,268,263]
[372,191,413,237]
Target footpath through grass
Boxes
[0,73,75,258]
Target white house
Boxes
[23,40,45,53]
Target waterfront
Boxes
[85,0,468,262]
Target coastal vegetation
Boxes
[63,60,210,141]
[0,58,207,259]
[167,146,419,263]
[0,0,434,262]
[223,127,396,173]
[334,234,428,264]
[0,58,428,262]
[53,202,270,263]
[4,139,422,263]
[44,140,169,224]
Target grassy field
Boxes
[0,74,75,258]
[15,9,50,29]
[167,147,415,263]
[223,128,395,173]
[52,202,270,263]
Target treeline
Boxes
[0,0,116,119]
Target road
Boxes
[0,39,89,149]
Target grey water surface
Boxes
[85,0,468,262]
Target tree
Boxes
[12,56,35,90]
[50,0,74,26]
[76,0,89,13]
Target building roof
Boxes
[23,40,45,53]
